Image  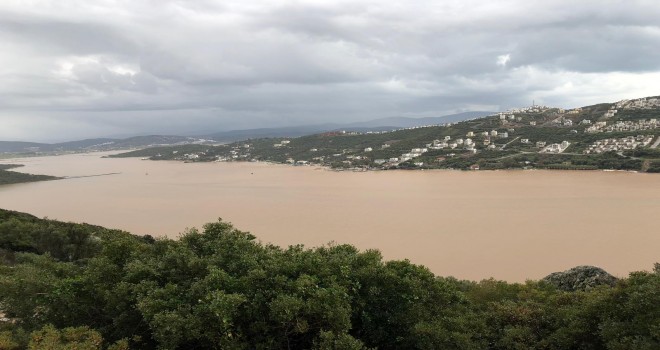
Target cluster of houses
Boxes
[506,105,551,114]
[584,135,655,154]
[541,141,571,154]
[586,119,658,133]
[603,109,618,119]
[426,135,478,152]
[215,144,252,162]
[499,113,522,122]
[615,97,660,110]
[373,129,517,166]
[552,117,575,127]
[374,147,430,166]
[273,140,291,148]
[285,158,311,166]
[566,107,582,115]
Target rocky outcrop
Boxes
[543,265,618,291]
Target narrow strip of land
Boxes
[64,172,122,179]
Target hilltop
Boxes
[113,96,660,173]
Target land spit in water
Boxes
[0,152,658,282]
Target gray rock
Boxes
[542,265,617,291]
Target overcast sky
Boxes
[1,0,659,142]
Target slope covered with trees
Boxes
[0,208,659,349]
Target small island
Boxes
[0,164,60,185]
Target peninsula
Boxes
[0,164,59,185]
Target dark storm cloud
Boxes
[0,0,659,141]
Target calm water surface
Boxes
[1,152,659,281]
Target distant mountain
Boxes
[51,138,117,151]
[343,111,495,129]
[203,111,495,142]
[0,141,48,153]
[0,135,208,154]
[203,125,339,143]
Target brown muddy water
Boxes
[1,152,659,281]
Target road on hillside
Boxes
[500,136,520,150]
[651,136,660,149]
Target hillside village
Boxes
[114,96,660,173]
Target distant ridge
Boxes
[203,111,495,142]
[0,135,206,154]
[342,111,494,129]
[1,112,495,152]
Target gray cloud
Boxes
[0,0,659,141]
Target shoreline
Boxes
[184,158,655,175]
[5,152,655,178]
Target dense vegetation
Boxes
[1,209,659,349]
[0,165,59,185]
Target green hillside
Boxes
[114,96,660,172]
